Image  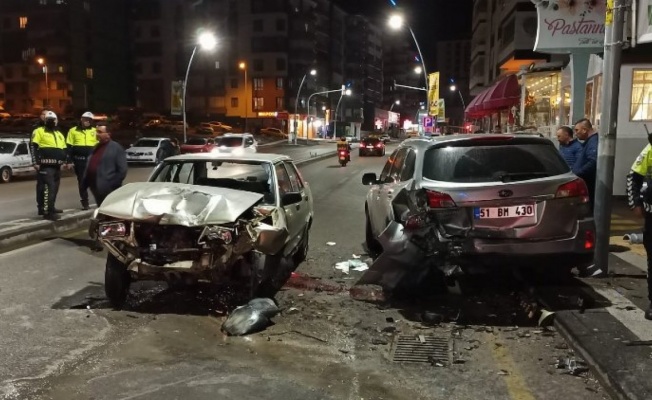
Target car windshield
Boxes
[133,139,160,148]
[150,160,275,204]
[217,137,244,147]
[0,142,16,154]
[185,138,207,145]
[423,143,570,183]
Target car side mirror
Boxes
[362,173,378,185]
[281,192,303,206]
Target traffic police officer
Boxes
[66,111,97,209]
[626,135,652,320]
[30,111,67,220]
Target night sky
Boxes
[333,0,472,68]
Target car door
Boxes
[275,163,301,252]
[367,149,398,236]
[371,148,410,236]
[281,161,311,251]
[13,142,32,173]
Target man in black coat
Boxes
[82,122,127,207]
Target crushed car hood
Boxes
[98,182,264,226]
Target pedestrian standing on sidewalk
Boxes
[626,136,652,320]
[556,126,582,167]
[30,111,67,220]
[82,122,127,207]
[572,118,599,208]
[66,111,97,210]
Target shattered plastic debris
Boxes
[335,259,369,274]
[221,298,280,336]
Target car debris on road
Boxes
[222,298,280,336]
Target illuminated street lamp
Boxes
[388,13,429,112]
[390,100,400,111]
[182,31,217,143]
[333,87,352,138]
[449,82,466,109]
[293,68,317,144]
[36,58,49,107]
[239,61,248,132]
[414,66,422,75]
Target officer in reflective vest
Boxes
[30,111,67,220]
[626,134,652,320]
[66,111,97,209]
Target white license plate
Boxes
[474,204,535,219]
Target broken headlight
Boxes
[198,226,233,244]
[98,222,128,238]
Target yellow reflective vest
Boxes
[31,127,67,166]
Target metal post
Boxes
[244,68,248,133]
[293,73,307,145]
[44,65,49,106]
[408,27,429,111]
[593,0,628,276]
[182,46,197,144]
[334,92,345,139]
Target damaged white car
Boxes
[93,153,313,308]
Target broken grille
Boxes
[391,334,450,364]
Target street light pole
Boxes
[37,58,49,107]
[389,15,429,112]
[182,46,197,144]
[333,87,351,139]
[293,69,316,145]
[306,87,348,137]
[182,31,217,144]
[244,67,248,132]
[593,0,628,276]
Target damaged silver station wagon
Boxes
[360,135,595,290]
[93,153,313,308]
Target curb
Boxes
[0,150,339,251]
[0,210,94,250]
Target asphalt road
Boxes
[0,148,608,400]
[0,142,334,223]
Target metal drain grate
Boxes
[391,334,450,364]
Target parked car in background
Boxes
[196,123,216,136]
[0,137,34,183]
[379,134,390,143]
[212,133,257,154]
[260,127,287,138]
[207,121,233,133]
[126,137,177,164]
[93,153,313,307]
[360,135,594,291]
[359,137,386,157]
[180,137,216,154]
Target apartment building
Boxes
[343,15,383,132]
[0,0,131,115]
[436,39,471,126]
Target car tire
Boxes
[293,227,310,266]
[0,166,12,183]
[365,207,383,258]
[105,253,131,309]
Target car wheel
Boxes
[105,253,131,309]
[365,208,383,258]
[0,166,12,183]
[293,227,310,266]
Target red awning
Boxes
[482,74,520,111]
[465,88,491,117]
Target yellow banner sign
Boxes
[437,98,445,121]
[428,72,440,116]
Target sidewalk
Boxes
[0,142,340,250]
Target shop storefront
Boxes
[520,70,563,132]
[465,74,520,132]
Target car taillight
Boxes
[584,230,595,250]
[376,143,382,148]
[555,179,589,203]
[339,151,346,155]
[426,190,456,208]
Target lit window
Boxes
[276,97,283,110]
[19,17,28,29]
[276,77,283,89]
[254,97,264,110]
[86,68,93,79]
[57,66,64,73]
[631,70,652,121]
[253,78,263,90]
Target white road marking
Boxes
[593,287,652,341]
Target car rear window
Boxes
[185,138,207,145]
[218,137,243,147]
[423,143,570,183]
[363,138,381,144]
[134,139,160,148]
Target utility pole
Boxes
[593,0,628,275]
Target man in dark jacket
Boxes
[556,125,582,167]
[82,123,127,207]
[572,118,599,208]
